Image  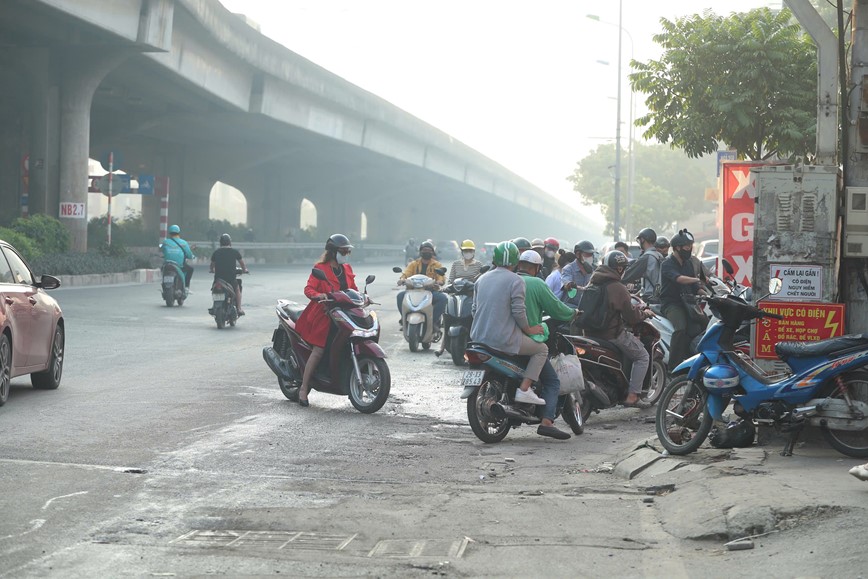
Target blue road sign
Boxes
[136,174,155,195]
[99,150,124,172]
[717,151,738,177]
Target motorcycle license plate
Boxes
[211,292,223,301]
[461,370,485,386]
[163,276,175,284]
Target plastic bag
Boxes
[552,353,585,395]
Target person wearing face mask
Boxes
[540,237,560,279]
[560,240,597,306]
[660,229,708,368]
[622,228,664,302]
[447,239,485,284]
[396,240,447,331]
[295,234,358,406]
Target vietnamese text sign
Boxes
[59,202,86,219]
[755,301,846,359]
[768,264,823,302]
[720,162,765,287]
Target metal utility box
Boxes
[750,165,840,371]
[844,186,868,256]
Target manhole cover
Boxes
[172,530,356,551]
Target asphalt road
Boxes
[1,264,865,577]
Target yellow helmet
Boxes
[460,239,475,250]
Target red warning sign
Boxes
[755,301,846,359]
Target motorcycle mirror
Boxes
[311,268,328,281]
[392,266,403,273]
[769,277,783,295]
[479,265,491,274]
[435,267,447,275]
[365,274,375,284]
[721,258,734,275]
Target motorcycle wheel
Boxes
[163,289,173,307]
[450,335,467,366]
[174,277,185,306]
[561,392,584,435]
[642,359,667,406]
[276,333,300,401]
[656,374,713,455]
[348,356,391,414]
[215,307,225,329]
[408,327,419,352]
[422,342,431,351]
[819,372,868,458]
[467,377,510,443]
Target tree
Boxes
[567,142,715,237]
[630,8,817,160]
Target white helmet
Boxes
[519,249,543,265]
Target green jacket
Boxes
[519,273,576,342]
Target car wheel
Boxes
[32,325,64,390]
[0,334,10,406]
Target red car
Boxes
[0,239,65,406]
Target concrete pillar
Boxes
[0,118,21,224]
[247,167,302,242]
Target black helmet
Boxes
[604,250,629,269]
[574,240,595,254]
[636,228,657,244]
[654,236,670,249]
[709,418,756,449]
[419,240,435,253]
[670,229,695,248]
[326,233,353,251]
[219,233,232,246]
[511,237,532,252]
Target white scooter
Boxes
[393,266,446,352]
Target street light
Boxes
[588,4,634,241]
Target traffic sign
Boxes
[99,150,124,172]
[136,174,155,195]
[97,173,131,197]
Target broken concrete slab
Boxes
[613,448,663,480]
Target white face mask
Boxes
[462,251,474,260]
[583,256,594,267]
[545,249,556,259]
[336,253,350,265]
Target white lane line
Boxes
[0,519,45,541]
[0,458,139,472]
[41,491,89,511]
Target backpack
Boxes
[574,279,614,332]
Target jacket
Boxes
[400,258,445,284]
[585,265,643,340]
[470,267,530,354]
[622,248,664,300]
[519,273,576,342]
[161,236,194,266]
[296,262,357,348]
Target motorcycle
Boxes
[460,321,587,443]
[393,265,447,352]
[160,260,187,307]
[440,272,487,366]
[262,269,390,413]
[656,278,868,458]
[209,268,247,329]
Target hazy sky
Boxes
[218,0,778,222]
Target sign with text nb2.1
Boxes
[755,301,846,359]
[768,264,824,302]
[59,202,86,218]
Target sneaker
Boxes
[186,289,193,295]
[537,424,571,440]
[849,464,868,481]
[515,388,546,405]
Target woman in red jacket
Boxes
[295,234,357,406]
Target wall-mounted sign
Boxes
[755,301,846,359]
[59,202,86,219]
[768,264,824,302]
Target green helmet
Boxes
[493,241,520,267]
[511,237,532,252]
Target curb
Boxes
[58,268,161,288]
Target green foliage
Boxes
[0,226,41,261]
[88,209,155,248]
[567,142,716,237]
[630,8,817,160]
[10,214,70,255]
[28,251,142,276]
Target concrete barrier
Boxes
[58,269,161,288]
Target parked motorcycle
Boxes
[209,268,247,329]
[656,278,868,458]
[393,266,447,352]
[440,272,487,366]
[262,270,390,413]
[461,322,586,443]
[160,260,187,307]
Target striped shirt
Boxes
[448,259,484,284]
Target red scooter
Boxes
[262,269,390,413]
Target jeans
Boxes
[397,290,446,327]
[662,303,705,369]
[611,329,650,394]
[538,358,561,421]
[182,263,194,288]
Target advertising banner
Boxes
[720,161,766,287]
[755,301,846,359]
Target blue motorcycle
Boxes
[656,279,868,458]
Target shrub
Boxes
[28,251,140,276]
[88,210,156,248]
[0,226,41,261]
[11,214,70,255]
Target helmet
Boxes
[670,229,695,248]
[654,236,670,249]
[531,238,545,249]
[460,239,476,250]
[636,228,657,244]
[168,224,180,234]
[710,418,756,449]
[219,233,231,246]
[544,237,560,251]
[702,364,740,393]
[511,237,532,252]
[574,240,595,254]
[493,241,520,267]
[419,240,435,253]
[604,250,629,269]
[519,249,543,265]
[326,233,353,251]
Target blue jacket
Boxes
[162,236,194,266]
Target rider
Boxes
[585,251,653,407]
[654,236,670,258]
[447,239,485,284]
[471,242,563,436]
[162,224,195,294]
[660,229,707,368]
[546,251,576,299]
[209,234,248,315]
[622,228,664,302]
[540,237,560,279]
[516,250,577,439]
[560,240,596,306]
[396,240,446,331]
[295,234,358,407]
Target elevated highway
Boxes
[0,0,600,251]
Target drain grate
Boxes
[368,538,469,559]
[172,530,356,551]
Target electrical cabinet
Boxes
[844,187,868,257]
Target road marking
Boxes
[0,458,142,473]
[0,519,45,541]
[42,491,88,510]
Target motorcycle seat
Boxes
[281,303,307,323]
[775,334,868,359]
[466,341,530,364]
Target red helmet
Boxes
[544,237,559,251]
